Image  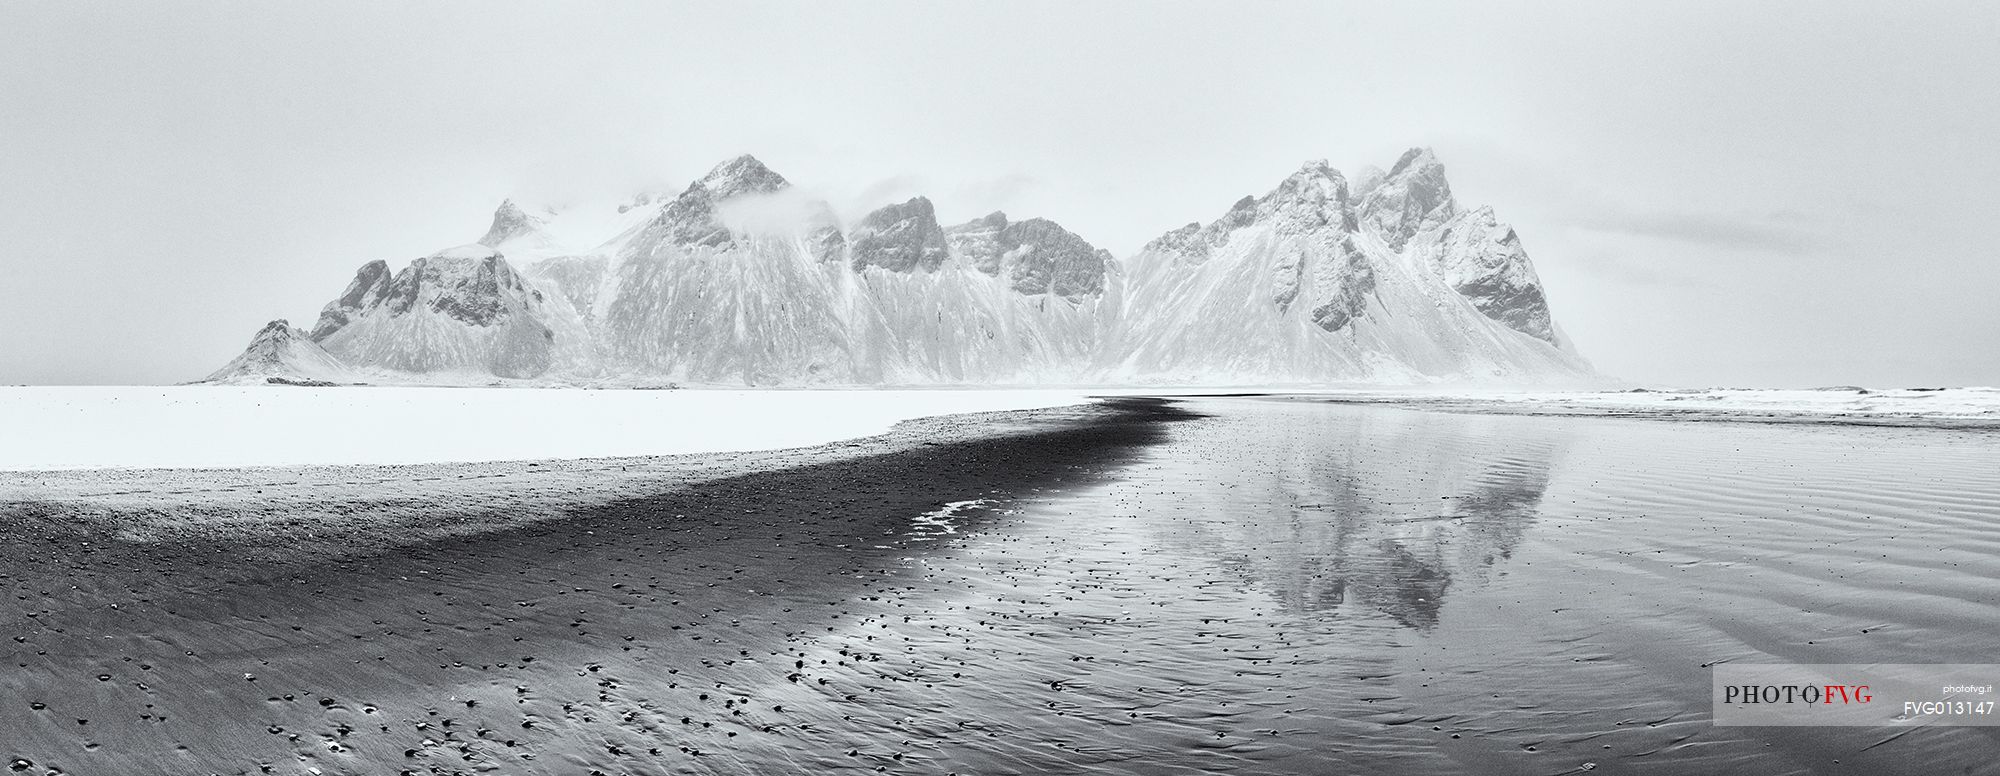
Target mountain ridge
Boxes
[206,148,1594,387]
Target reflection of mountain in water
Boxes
[1155,401,1562,630]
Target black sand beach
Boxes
[0,398,1191,775]
[6,396,2000,776]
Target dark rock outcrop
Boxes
[311,259,394,341]
[945,212,1112,300]
[850,197,949,273]
[1358,148,1455,250]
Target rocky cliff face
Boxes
[851,197,950,273]
[477,199,549,251]
[308,244,571,379]
[1421,206,1556,344]
[946,212,1114,301]
[310,259,394,341]
[211,148,1587,385]
[1358,148,1457,250]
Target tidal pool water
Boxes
[712,397,2000,775]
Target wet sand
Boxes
[7,395,2000,775]
[0,398,1190,775]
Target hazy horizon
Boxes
[4,1,1997,388]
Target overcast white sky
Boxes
[3,1,1996,387]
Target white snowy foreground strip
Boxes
[1318,386,2000,423]
[0,387,1095,472]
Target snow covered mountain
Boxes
[1109,149,1585,383]
[208,149,1591,386]
[204,319,357,385]
[306,243,590,380]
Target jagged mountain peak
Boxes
[623,155,803,252]
[851,196,948,273]
[874,194,935,211]
[1281,160,1346,195]
[942,210,1111,299]
[993,217,1113,300]
[313,245,540,336]
[1290,158,1342,182]
[1111,148,1585,383]
[1361,147,1456,250]
[311,259,395,341]
[944,211,1011,273]
[298,245,562,379]
[1388,146,1440,176]
[1141,222,1204,255]
[698,154,790,199]
[1263,160,1353,229]
[205,318,353,384]
[478,199,545,248]
[1139,161,1357,263]
[392,245,544,330]
[250,318,306,344]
